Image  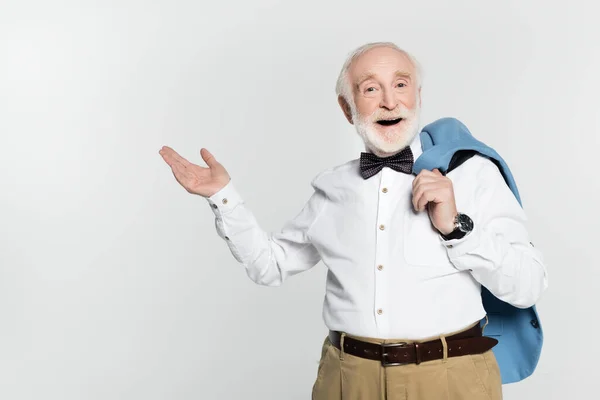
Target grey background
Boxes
[0,0,597,399]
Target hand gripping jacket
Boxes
[413,117,543,384]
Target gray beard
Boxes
[353,108,421,157]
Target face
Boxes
[340,46,421,157]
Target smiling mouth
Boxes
[376,118,403,126]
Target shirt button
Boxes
[377,308,383,315]
[382,187,388,193]
[377,265,384,271]
[379,224,385,230]
[222,198,228,205]
[447,244,453,248]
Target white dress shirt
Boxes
[205,134,548,340]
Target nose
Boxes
[379,88,397,110]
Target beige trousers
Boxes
[312,323,502,400]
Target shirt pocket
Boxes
[403,209,451,267]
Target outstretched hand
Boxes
[159,147,231,198]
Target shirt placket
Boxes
[374,167,392,336]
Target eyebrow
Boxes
[355,70,412,87]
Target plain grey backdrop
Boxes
[1,0,598,399]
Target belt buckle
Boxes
[381,342,410,367]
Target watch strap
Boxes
[441,228,468,241]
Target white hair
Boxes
[335,42,423,107]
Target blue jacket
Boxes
[412,117,544,384]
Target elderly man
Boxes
[159,42,547,399]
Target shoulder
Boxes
[310,158,359,187]
[449,153,506,185]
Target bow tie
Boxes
[359,146,414,179]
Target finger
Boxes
[412,182,424,210]
[433,168,443,175]
[413,182,430,210]
[412,173,439,189]
[413,186,428,211]
[413,169,438,185]
[418,169,436,176]
[160,146,191,168]
[160,146,180,159]
[201,148,219,168]
[413,183,438,211]
[417,189,437,211]
[169,161,189,183]
[159,147,179,166]
[169,150,192,168]
[417,192,432,211]
[418,188,446,211]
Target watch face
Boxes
[457,213,474,232]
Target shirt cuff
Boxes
[206,180,243,217]
[439,225,482,263]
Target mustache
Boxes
[351,103,420,126]
[368,106,416,122]
[371,107,414,122]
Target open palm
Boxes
[159,146,231,198]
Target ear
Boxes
[418,87,422,108]
[338,95,353,124]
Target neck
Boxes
[364,133,417,158]
[365,145,402,158]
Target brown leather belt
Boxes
[328,324,498,366]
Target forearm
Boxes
[207,180,323,286]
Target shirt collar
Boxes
[409,131,423,160]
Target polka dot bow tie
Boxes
[359,146,414,179]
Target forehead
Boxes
[348,47,414,83]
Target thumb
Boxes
[200,148,220,168]
[433,168,442,175]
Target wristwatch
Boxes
[441,213,474,240]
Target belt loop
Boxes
[339,333,346,361]
[440,335,448,363]
[482,314,489,335]
[415,342,422,365]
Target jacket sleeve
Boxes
[441,157,548,308]
[205,176,328,287]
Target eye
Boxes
[396,83,406,88]
[366,87,376,92]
